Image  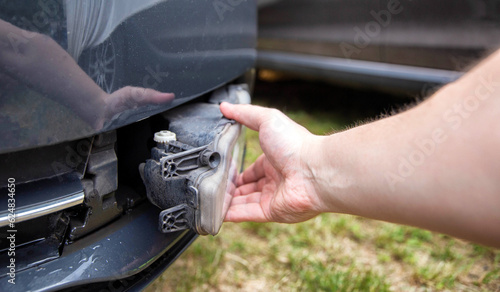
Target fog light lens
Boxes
[195,121,245,235]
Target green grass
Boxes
[296,262,390,292]
[146,92,500,292]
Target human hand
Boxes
[220,102,326,223]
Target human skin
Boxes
[0,19,174,130]
[220,49,500,248]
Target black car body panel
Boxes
[0,0,256,154]
[0,0,256,290]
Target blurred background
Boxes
[147,0,500,291]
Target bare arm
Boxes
[220,49,500,247]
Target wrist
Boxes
[302,134,356,214]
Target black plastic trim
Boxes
[0,203,195,292]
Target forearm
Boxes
[310,50,500,246]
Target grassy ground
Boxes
[146,79,499,292]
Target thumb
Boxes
[220,102,276,132]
